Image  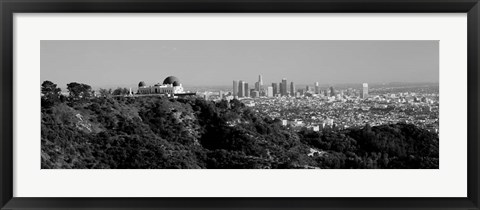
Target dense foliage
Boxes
[41,81,439,169]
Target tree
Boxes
[216,99,229,110]
[99,88,112,97]
[112,87,129,96]
[41,80,61,96]
[67,82,92,100]
[41,80,62,108]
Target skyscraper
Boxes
[281,78,287,96]
[279,83,283,96]
[278,83,282,96]
[290,82,295,97]
[315,82,319,94]
[267,86,273,97]
[272,83,278,96]
[238,80,245,98]
[330,86,335,97]
[361,83,369,99]
[233,80,238,97]
[244,82,249,97]
[258,75,264,94]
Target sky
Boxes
[41,40,439,89]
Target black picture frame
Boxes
[1,0,479,209]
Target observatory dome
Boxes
[163,76,181,86]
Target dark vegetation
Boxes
[41,81,439,169]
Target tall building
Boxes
[315,82,319,94]
[281,78,287,96]
[244,82,250,97]
[233,80,238,97]
[257,75,264,94]
[272,83,278,96]
[290,82,295,97]
[255,82,260,91]
[279,83,283,96]
[330,86,335,97]
[361,83,369,99]
[267,86,274,97]
[238,80,245,98]
[278,83,282,96]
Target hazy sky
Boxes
[41,40,438,89]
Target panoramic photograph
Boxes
[40,40,439,169]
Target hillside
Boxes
[41,96,439,169]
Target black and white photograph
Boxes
[40,40,439,169]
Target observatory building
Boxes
[137,76,185,95]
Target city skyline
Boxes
[230,74,372,100]
[41,40,439,89]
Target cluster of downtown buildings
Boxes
[231,75,369,99]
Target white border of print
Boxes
[14,13,466,197]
